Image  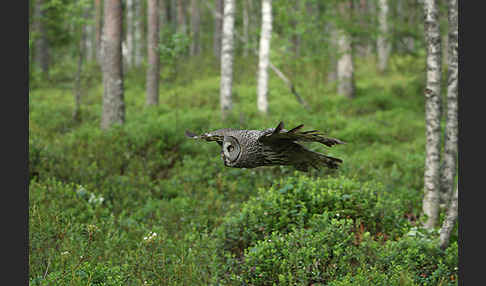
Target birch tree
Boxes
[377,0,390,72]
[422,0,442,230]
[440,0,458,207]
[336,1,355,99]
[439,182,458,250]
[257,0,272,114]
[146,0,160,106]
[219,0,235,119]
[101,0,125,130]
[125,0,134,67]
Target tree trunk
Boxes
[257,0,272,114]
[73,18,86,121]
[94,0,103,64]
[190,0,200,56]
[125,0,134,68]
[439,0,458,207]
[214,0,223,59]
[134,0,144,67]
[220,0,235,120]
[242,0,250,57]
[377,0,390,73]
[85,17,95,62]
[33,0,50,78]
[177,0,187,34]
[146,0,160,106]
[422,0,442,230]
[439,182,458,250]
[336,1,355,98]
[327,23,338,83]
[101,0,125,130]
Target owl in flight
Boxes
[185,121,345,172]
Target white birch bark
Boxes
[126,0,134,67]
[422,0,442,230]
[257,0,272,114]
[220,0,235,119]
[440,0,458,207]
[134,0,144,67]
[439,182,458,250]
[377,0,390,73]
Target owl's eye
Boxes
[223,136,241,163]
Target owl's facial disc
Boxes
[223,136,241,163]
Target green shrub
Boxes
[214,175,410,257]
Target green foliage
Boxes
[215,176,410,257]
[29,52,458,284]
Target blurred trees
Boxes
[146,0,160,105]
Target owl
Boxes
[185,121,345,172]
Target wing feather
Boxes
[258,122,346,147]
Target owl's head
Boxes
[221,136,241,166]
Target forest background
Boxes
[28,0,459,285]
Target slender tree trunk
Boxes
[101,0,125,130]
[220,0,235,120]
[134,0,144,67]
[190,0,200,56]
[257,0,272,114]
[73,20,86,121]
[34,0,49,78]
[146,0,160,106]
[422,0,442,230]
[177,0,187,34]
[95,0,103,64]
[336,1,355,98]
[242,0,250,57]
[440,0,458,207]
[439,182,458,250]
[214,0,223,59]
[327,23,338,83]
[126,0,134,68]
[85,21,95,62]
[377,0,390,73]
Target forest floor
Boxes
[29,54,458,285]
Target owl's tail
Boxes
[296,150,343,172]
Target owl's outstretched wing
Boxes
[258,121,346,147]
[184,129,229,145]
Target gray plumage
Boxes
[185,121,345,172]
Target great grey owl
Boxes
[185,121,345,172]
